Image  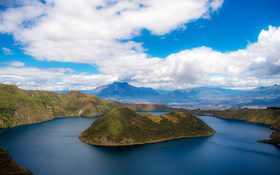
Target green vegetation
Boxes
[0,147,32,175]
[194,108,280,147]
[124,103,182,112]
[79,108,215,146]
[0,83,176,128]
[0,83,120,128]
[0,104,17,127]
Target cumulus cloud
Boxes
[0,0,223,63]
[98,26,280,89]
[0,0,279,90]
[99,26,280,89]
[158,26,280,89]
[0,65,117,90]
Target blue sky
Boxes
[134,0,280,57]
[0,0,279,90]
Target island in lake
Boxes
[79,107,215,146]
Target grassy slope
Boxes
[0,84,120,128]
[194,109,280,147]
[79,108,215,146]
[0,147,32,175]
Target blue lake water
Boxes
[0,112,280,175]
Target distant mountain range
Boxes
[86,82,280,109]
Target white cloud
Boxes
[0,1,45,32]
[108,26,280,89]
[0,65,117,90]
[0,0,223,63]
[8,61,25,67]
[94,26,280,89]
[0,0,279,90]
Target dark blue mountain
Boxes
[166,87,246,99]
[250,84,280,96]
[93,82,161,99]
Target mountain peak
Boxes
[93,82,160,99]
[112,82,129,86]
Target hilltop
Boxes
[79,108,215,146]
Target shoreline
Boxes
[79,131,216,147]
[197,114,280,148]
[0,115,100,129]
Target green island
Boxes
[0,147,32,175]
[193,108,280,147]
[79,107,215,146]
